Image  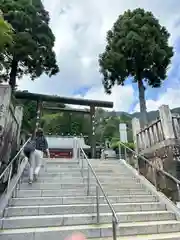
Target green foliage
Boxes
[41,112,91,137]
[0,14,13,76]
[20,100,37,133]
[0,15,13,49]
[99,8,173,124]
[95,111,133,143]
[111,141,135,150]
[0,0,59,88]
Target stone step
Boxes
[2,211,174,229]
[44,167,83,172]
[22,177,138,184]
[1,221,180,239]
[10,195,158,206]
[38,172,134,178]
[87,179,140,185]
[19,182,143,190]
[45,163,80,168]
[4,202,165,217]
[22,178,83,184]
[34,175,136,181]
[17,188,150,197]
[93,232,180,240]
[45,166,129,172]
[45,159,78,164]
[39,172,82,177]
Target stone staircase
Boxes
[1,158,180,239]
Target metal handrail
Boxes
[119,141,180,199]
[81,147,118,221]
[0,138,30,180]
[76,140,118,240]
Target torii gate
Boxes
[15,91,113,158]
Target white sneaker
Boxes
[28,180,32,184]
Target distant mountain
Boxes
[107,107,180,122]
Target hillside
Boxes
[107,107,180,122]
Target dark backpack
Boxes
[23,141,35,158]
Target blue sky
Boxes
[18,0,180,112]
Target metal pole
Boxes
[119,144,122,159]
[82,153,84,178]
[87,166,90,195]
[112,215,117,240]
[136,155,140,173]
[7,164,13,192]
[124,146,127,161]
[152,167,157,189]
[177,183,180,201]
[96,184,100,223]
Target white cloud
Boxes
[134,88,180,112]
[18,0,180,112]
[71,84,135,112]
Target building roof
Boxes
[15,91,113,108]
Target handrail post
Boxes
[119,144,122,159]
[7,164,13,192]
[112,215,117,240]
[135,154,140,173]
[152,166,157,189]
[81,155,84,178]
[96,184,100,224]
[87,165,90,195]
[177,183,180,201]
[124,146,127,161]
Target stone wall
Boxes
[0,84,23,174]
[132,105,180,202]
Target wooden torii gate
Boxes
[15,91,113,158]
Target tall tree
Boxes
[0,11,13,77]
[99,8,173,125]
[0,12,13,50]
[0,0,59,89]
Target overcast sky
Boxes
[18,0,180,112]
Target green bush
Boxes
[111,141,135,151]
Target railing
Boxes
[136,119,165,151]
[75,139,118,240]
[172,116,180,139]
[119,141,180,202]
[0,138,30,196]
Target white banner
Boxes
[119,123,128,143]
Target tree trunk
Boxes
[137,77,148,127]
[9,58,18,90]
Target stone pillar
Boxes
[159,105,175,139]
[14,105,24,149]
[132,118,141,151]
[0,85,11,169]
[0,84,11,136]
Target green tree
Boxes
[20,100,37,133]
[0,12,13,76]
[99,8,173,125]
[0,13,13,49]
[0,0,59,89]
